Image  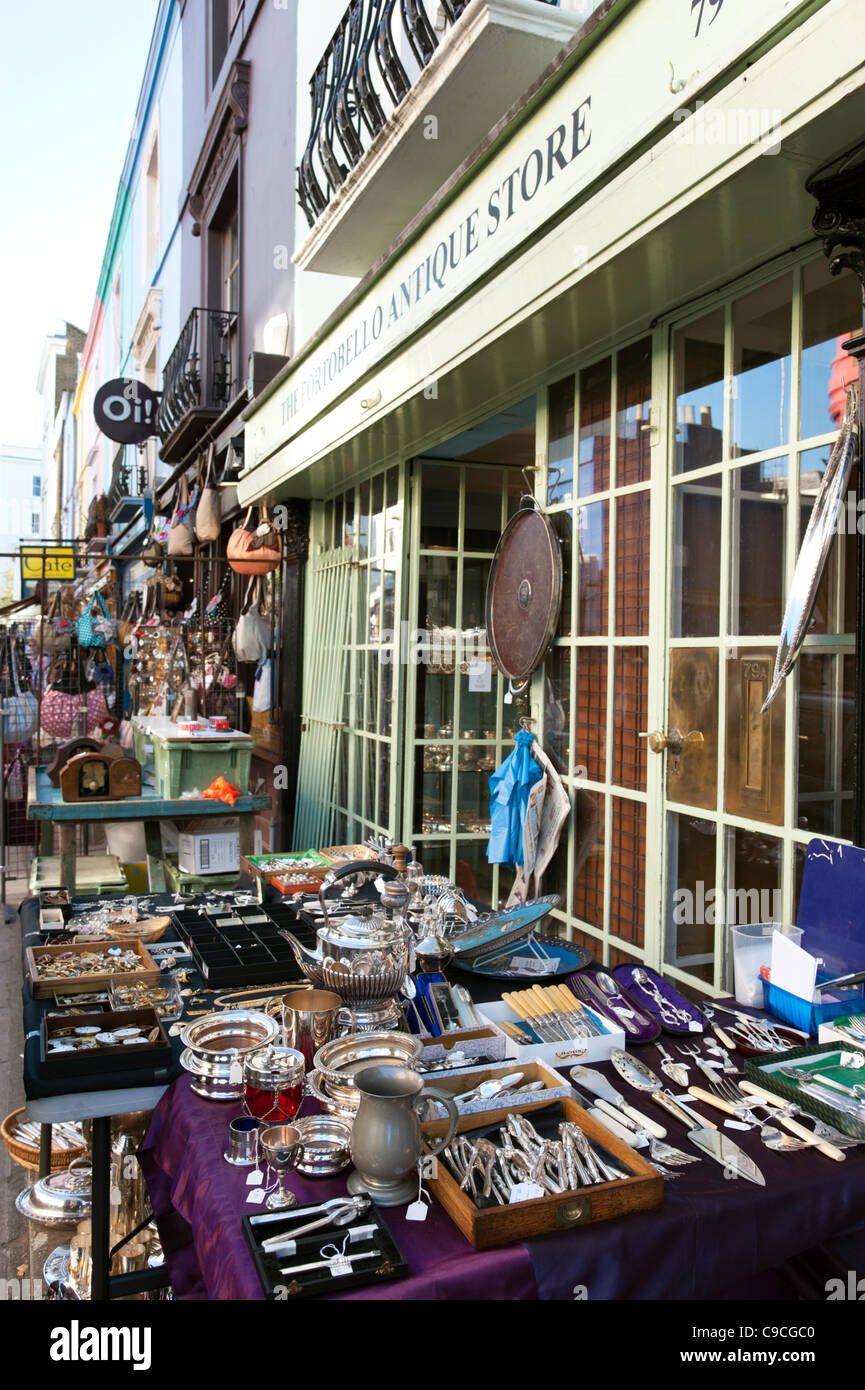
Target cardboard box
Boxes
[478,999,625,1067]
[178,817,240,874]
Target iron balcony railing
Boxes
[156,307,238,443]
[297,0,561,229]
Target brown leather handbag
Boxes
[227,504,282,575]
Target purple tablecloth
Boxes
[139,1076,537,1300]
[140,1042,865,1301]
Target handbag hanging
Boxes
[3,636,38,741]
[227,504,282,575]
[163,559,184,609]
[195,445,221,543]
[204,567,232,628]
[232,576,270,663]
[117,590,142,645]
[167,474,194,556]
[77,591,114,648]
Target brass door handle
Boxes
[638,729,703,756]
[639,729,680,755]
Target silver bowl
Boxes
[305,1069,357,1121]
[312,1030,422,1108]
[179,1048,244,1101]
[180,1009,280,1064]
[293,1115,353,1176]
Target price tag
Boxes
[507,956,550,975]
[504,691,513,705]
[615,1007,638,1020]
[229,1059,243,1085]
[724,1120,751,1132]
[246,1187,267,1206]
[109,1185,122,1208]
[405,1201,429,1222]
[509,1181,545,1204]
[688,1021,704,1032]
[328,1256,353,1278]
[374,876,387,894]
[701,1058,723,1070]
[247,1168,263,1186]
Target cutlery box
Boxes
[419,1026,509,1071]
[422,1095,663,1249]
[25,939,161,999]
[478,1000,625,1067]
[744,1042,865,1142]
[242,1199,409,1300]
[418,1059,571,1118]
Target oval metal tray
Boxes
[452,932,593,981]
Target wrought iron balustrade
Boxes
[297,0,561,230]
[156,307,238,445]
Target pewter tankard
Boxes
[347,1065,458,1206]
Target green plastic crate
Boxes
[151,734,252,800]
[161,853,240,894]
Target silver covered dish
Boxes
[293,1115,353,1176]
[16,1159,92,1226]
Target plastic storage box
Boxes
[151,734,251,799]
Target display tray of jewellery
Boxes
[242,1194,409,1299]
[25,940,161,999]
[423,1095,663,1249]
[40,1007,171,1078]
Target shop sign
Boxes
[245,0,818,470]
[93,378,160,445]
[20,547,77,582]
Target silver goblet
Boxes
[260,1124,304,1211]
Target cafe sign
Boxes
[20,547,77,583]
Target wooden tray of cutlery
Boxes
[422,1095,663,1249]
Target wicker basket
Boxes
[1,1107,87,1172]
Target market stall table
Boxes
[139,1041,865,1301]
[26,766,270,893]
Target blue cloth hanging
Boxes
[487,729,544,869]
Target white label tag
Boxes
[229,1059,243,1085]
[349,1225,378,1243]
[615,1007,638,1020]
[504,691,513,705]
[468,661,492,693]
[246,1187,266,1206]
[701,1058,724,1070]
[508,956,549,975]
[374,875,386,894]
[688,1021,704,1032]
[724,1119,751,1132]
[328,1256,353,1278]
[247,1168,263,1186]
[109,1185,122,1208]
[405,1201,429,1222]
[509,1181,545,1204]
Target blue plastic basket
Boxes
[761,974,865,1036]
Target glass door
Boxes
[658,258,859,994]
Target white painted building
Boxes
[0,444,43,601]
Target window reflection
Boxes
[674,310,724,474]
[731,277,791,458]
[801,260,860,440]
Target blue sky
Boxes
[0,1,160,446]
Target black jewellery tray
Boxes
[171,900,317,988]
[242,1199,409,1299]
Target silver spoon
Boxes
[655,1042,690,1089]
[456,1072,524,1107]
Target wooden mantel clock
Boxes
[59,752,142,802]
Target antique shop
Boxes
[8,0,865,1311]
[239,0,865,999]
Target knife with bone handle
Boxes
[737,1080,846,1161]
[568,1065,668,1139]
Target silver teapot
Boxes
[281,862,411,1014]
